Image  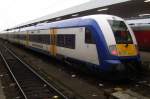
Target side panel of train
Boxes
[128,22,150,51]
[133,30,150,51]
[6,27,99,66]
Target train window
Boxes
[85,28,95,44]
[29,34,50,44]
[57,34,75,49]
[19,35,26,40]
[10,34,13,39]
[65,34,75,49]
[14,35,17,39]
[29,35,35,42]
[108,20,133,44]
[41,35,50,44]
[14,34,26,40]
[29,35,40,43]
[13,35,16,39]
[57,35,65,47]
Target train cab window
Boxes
[108,20,133,44]
[85,28,95,44]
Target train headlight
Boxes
[109,45,118,56]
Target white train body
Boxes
[0,14,141,75]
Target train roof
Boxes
[18,14,123,31]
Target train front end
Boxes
[94,15,141,76]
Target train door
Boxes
[25,31,29,46]
[17,33,20,44]
[49,29,57,56]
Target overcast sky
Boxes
[0,0,90,31]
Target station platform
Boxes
[140,51,150,62]
[0,79,5,99]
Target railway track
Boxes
[0,45,69,99]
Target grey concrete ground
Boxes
[140,51,150,62]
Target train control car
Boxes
[0,14,141,77]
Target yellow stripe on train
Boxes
[49,29,57,56]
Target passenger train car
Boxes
[0,14,141,76]
[127,19,150,51]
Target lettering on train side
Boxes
[32,44,43,48]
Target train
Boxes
[127,19,150,51]
[0,14,142,77]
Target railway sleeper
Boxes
[24,87,50,93]
[16,75,39,79]
[25,90,51,96]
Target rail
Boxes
[0,45,68,99]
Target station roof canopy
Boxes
[8,0,150,30]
